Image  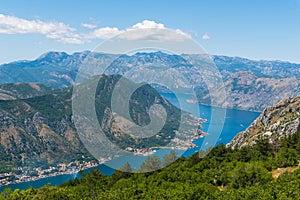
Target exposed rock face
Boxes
[221,72,299,111]
[229,96,300,149]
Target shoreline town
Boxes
[0,125,207,187]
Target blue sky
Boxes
[0,0,300,63]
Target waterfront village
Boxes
[0,122,207,187]
[0,158,109,187]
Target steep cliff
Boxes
[229,96,300,149]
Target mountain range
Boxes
[1,51,299,111]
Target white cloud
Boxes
[88,27,123,39]
[117,28,190,41]
[202,32,210,40]
[0,14,191,44]
[131,20,165,29]
[81,23,97,29]
[0,13,83,44]
[85,20,191,42]
[116,20,191,41]
[59,37,83,44]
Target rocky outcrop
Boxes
[229,96,300,149]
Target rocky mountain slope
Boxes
[221,71,299,111]
[229,95,300,149]
[0,51,299,111]
[0,87,85,171]
[0,75,198,172]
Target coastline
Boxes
[0,139,201,189]
[0,118,207,188]
[0,104,260,190]
[0,159,108,188]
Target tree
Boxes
[118,162,133,173]
[140,156,161,173]
[275,148,299,167]
[1,188,12,199]
[228,162,272,189]
[163,150,178,167]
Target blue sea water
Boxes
[0,93,260,192]
[161,93,260,157]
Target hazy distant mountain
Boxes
[1,51,299,111]
[213,55,300,78]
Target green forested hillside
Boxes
[0,75,195,173]
[2,131,300,200]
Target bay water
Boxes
[0,93,259,191]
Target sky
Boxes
[0,0,300,64]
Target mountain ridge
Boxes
[0,51,299,111]
[3,51,299,66]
